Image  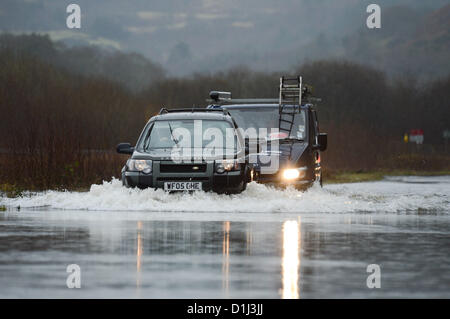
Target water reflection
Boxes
[1,211,449,298]
[281,219,301,299]
[222,221,230,296]
[136,221,143,292]
[246,224,253,255]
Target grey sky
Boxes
[1,0,448,75]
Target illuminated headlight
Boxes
[128,159,152,174]
[282,167,307,180]
[215,159,240,173]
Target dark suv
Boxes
[210,104,327,189]
[206,77,327,190]
[116,109,252,193]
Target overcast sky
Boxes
[1,0,448,74]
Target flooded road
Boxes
[0,176,449,298]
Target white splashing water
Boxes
[1,176,449,213]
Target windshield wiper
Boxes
[167,121,179,145]
[278,137,304,143]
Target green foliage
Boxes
[0,184,25,198]
[325,168,450,184]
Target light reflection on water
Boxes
[282,219,301,299]
[222,221,230,296]
[136,221,143,294]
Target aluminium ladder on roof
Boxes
[278,76,302,160]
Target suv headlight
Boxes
[282,167,307,180]
[128,159,152,174]
[215,159,240,173]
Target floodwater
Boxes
[0,176,449,298]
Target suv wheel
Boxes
[122,172,130,188]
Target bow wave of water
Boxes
[1,176,449,213]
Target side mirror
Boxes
[317,133,327,151]
[116,143,134,155]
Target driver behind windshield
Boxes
[227,107,306,140]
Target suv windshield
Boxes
[227,107,306,140]
[138,119,238,151]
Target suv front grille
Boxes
[160,163,207,173]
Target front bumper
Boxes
[123,161,245,191]
[255,166,316,187]
[257,174,313,186]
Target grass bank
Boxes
[324,170,450,184]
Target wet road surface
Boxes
[0,176,449,298]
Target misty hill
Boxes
[341,4,450,81]
[2,0,449,78]
[0,33,165,91]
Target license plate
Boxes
[164,182,202,191]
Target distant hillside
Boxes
[341,4,450,80]
[170,4,450,80]
[416,4,450,44]
[0,33,165,91]
[2,1,450,86]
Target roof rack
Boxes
[207,91,279,104]
[159,107,231,116]
[207,90,321,105]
